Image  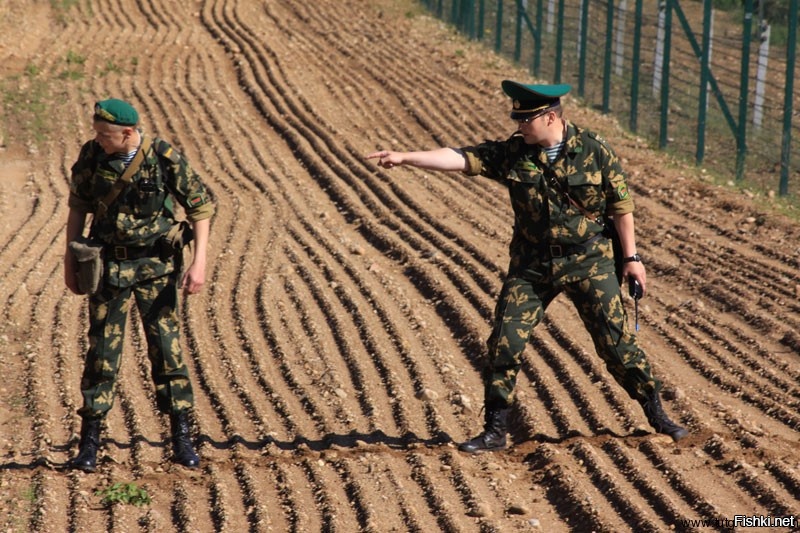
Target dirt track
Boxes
[1,0,800,531]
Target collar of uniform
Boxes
[563,121,584,156]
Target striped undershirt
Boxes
[543,140,565,163]
[119,149,138,167]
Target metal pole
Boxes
[736,0,753,181]
[478,0,485,40]
[659,0,672,149]
[496,0,504,53]
[515,0,523,63]
[603,0,614,113]
[780,0,798,196]
[535,0,543,76]
[579,0,589,97]
[630,0,642,132]
[555,0,565,83]
[696,0,712,164]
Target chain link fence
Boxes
[421,0,799,197]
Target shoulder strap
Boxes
[95,137,153,220]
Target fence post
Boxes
[654,1,666,97]
[630,0,642,132]
[696,0,712,165]
[614,0,628,77]
[578,0,589,97]
[496,0,504,53]
[603,0,614,113]
[753,21,770,129]
[780,0,798,196]
[735,0,754,181]
[515,0,523,62]
[555,0,565,83]
[478,0,485,40]
[659,0,672,149]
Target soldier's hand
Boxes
[365,150,404,169]
[622,261,646,297]
[181,261,206,295]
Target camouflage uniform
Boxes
[460,121,660,409]
[69,135,214,419]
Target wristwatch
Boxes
[623,253,642,263]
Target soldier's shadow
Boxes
[198,428,454,453]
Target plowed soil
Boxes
[2,0,800,531]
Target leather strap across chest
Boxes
[95,137,153,220]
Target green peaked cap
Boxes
[94,99,139,126]
[501,80,571,119]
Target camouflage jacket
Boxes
[69,134,214,288]
[461,121,634,283]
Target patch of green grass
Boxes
[0,63,52,145]
[99,60,123,77]
[96,482,151,507]
[49,0,79,25]
[66,50,86,65]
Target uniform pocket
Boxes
[566,171,604,213]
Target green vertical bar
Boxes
[659,0,672,149]
[437,0,443,18]
[496,0,504,53]
[515,0,522,62]
[579,0,589,97]
[630,0,643,132]
[780,0,798,196]
[736,0,753,181]
[696,0,712,164]
[535,0,543,77]
[603,0,614,113]
[478,0,485,41]
[555,0,565,83]
[451,0,459,24]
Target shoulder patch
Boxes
[155,139,181,163]
[615,183,629,200]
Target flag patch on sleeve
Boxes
[189,194,205,206]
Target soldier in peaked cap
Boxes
[366,81,687,453]
[64,98,215,471]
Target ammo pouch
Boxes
[602,217,624,285]
[159,220,194,260]
[68,236,105,295]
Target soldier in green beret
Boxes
[366,81,687,453]
[64,98,215,471]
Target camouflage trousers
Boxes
[484,271,660,408]
[78,272,194,420]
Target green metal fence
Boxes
[420,0,799,197]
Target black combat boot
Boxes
[70,417,102,472]
[170,412,200,468]
[459,406,511,454]
[640,391,689,442]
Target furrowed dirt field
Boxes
[1,0,800,531]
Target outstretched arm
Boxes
[365,148,467,172]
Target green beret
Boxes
[501,80,571,119]
[93,99,139,126]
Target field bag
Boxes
[68,237,104,295]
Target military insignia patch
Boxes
[189,194,205,206]
[514,161,539,172]
[616,183,629,200]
